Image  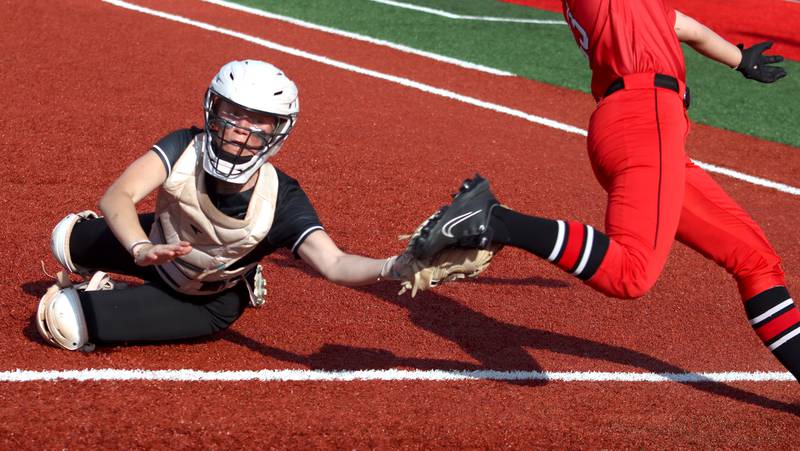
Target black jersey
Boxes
[150,128,323,262]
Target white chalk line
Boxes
[104,0,799,198]
[367,0,566,24]
[1,368,794,383]
[201,0,513,76]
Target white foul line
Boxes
[104,0,800,197]
[367,0,566,24]
[691,160,800,196]
[104,0,582,137]
[0,368,794,383]
[201,0,513,76]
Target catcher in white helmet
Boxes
[37,60,413,351]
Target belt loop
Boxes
[683,84,691,109]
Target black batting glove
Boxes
[736,41,787,83]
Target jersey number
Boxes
[565,4,589,59]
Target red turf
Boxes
[1,0,798,447]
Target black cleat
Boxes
[410,174,499,260]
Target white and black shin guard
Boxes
[36,271,117,352]
[745,286,800,381]
[50,211,98,274]
[36,273,91,351]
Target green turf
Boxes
[230,0,800,147]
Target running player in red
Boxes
[409,0,798,381]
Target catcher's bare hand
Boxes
[134,241,192,266]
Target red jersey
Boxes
[562,0,686,100]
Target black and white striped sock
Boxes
[745,286,800,381]
[490,207,609,280]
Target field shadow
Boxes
[20,279,56,298]
[229,257,800,416]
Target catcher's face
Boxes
[210,99,278,158]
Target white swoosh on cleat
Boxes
[442,210,482,238]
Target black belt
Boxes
[604,74,691,109]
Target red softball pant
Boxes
[584,73,785,300]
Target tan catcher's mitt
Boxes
[394,244,502,298]
[381,174,502,297]
[383,173,504,297]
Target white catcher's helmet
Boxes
[203,60,299,183]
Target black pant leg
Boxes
[80,282,249,343]
[70,213,158,280]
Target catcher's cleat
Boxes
[410,174,499,260]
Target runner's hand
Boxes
[736,41,787,83]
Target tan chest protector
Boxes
[149,137,278,295]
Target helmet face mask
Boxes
[206,95,291,163]
[202,60,299,184]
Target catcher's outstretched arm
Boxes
[297,230,401,286]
